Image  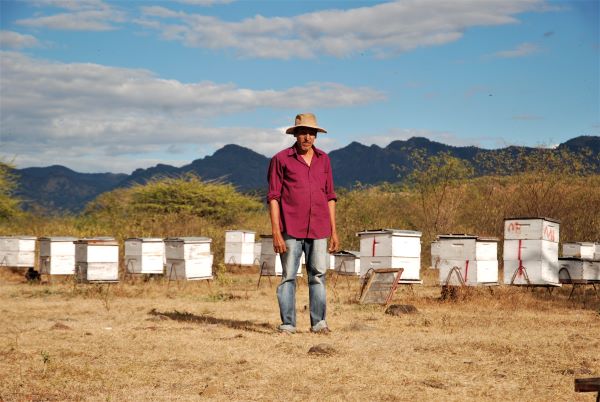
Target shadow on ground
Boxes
[149,308,275,333]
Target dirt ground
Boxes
[0,268,599,401]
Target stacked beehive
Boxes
[224,230,256,266]
[437,234,499,286]
[258,235,302,277]
[164,237,213,280]
[356,229,422,280]
[430,241,441,269]
[503,217,560,285]
[332,250,360,275]
[74,238,119,282]
[124,238,165,274]
[258,235,281,275]
[558,242,600,282]
[253,241,262,265]
[39,237,77,275]
[0,236,36,268]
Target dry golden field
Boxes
[1,267,599,402]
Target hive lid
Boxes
[75,237,117,245]
[39,236,78,241]
[333,250,360,257]
[356,228,422,237]
[164,236,212,243]
[437,233,478,240]
[504,216,561,224]
[558,257,585,261]
[125,237,164,242]
[437,234,499,242]
[225,229,256,234]
[477,236,500,242]
[0,235,37,240]
[562,241,596,246]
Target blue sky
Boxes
[0,0,598,173]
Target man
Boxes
[267,112,339,334]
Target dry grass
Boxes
[0,268,598,401]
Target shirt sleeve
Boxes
[325,156,337,202]
[267,155,283,203]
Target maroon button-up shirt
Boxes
[267,145,337,239]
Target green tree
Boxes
[475,146,597,217]
[86,174,263,225]
[402,150,473,238]
[0,161,22,220]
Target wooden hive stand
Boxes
[574,377,600,402]
[558,268,599,300]
[509,263,561,295]
[357,268,404,307]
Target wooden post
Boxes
[574,377,600,402]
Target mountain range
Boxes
[12,136,600,213]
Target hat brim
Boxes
[285,125,327,134]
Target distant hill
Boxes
[13,135,600,213]
[15,165,127,212]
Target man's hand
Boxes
[273,231,287,254]
[328,231,339,253]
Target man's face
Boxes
[294,127,318,152]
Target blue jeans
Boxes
[277,235,328,331]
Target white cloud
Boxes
[490,42,540,58]
[0,31,40,49]
[17,0,126,31]
[137,0,547,59]
[0,51,384,172]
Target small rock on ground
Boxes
[308,343,336,356]
[385,304,418,316]
[50,322,72,330]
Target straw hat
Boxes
[285,113,327,134]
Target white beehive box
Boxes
[253,241,262,264]
[357,229,421,258]
[165,237,211,260]
[558,258,600,282]
[503,259,559,285]
[164,237,213,280]
[437,234,498,261]
[504,217,560,242]
[503,240,558,262]
[328,253,336,270]
[74,238,119,282]
[225,230,256,243]
[439,259,498,286]
[359,256,420,280]
[39,237,77,275]
[258,235,302,276]
[224,230,256,266]
[124,238,165,274]
[333,250,360,275]
[357,229,422,280]
[0,236,36,268]
[167,254,214,280]
[562,242,596,260]
[430,241,441,269]
[225,242,256,265]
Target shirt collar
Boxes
[287,144,324,157]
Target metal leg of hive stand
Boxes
[257,262,272,289]
[510,265,531,287]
